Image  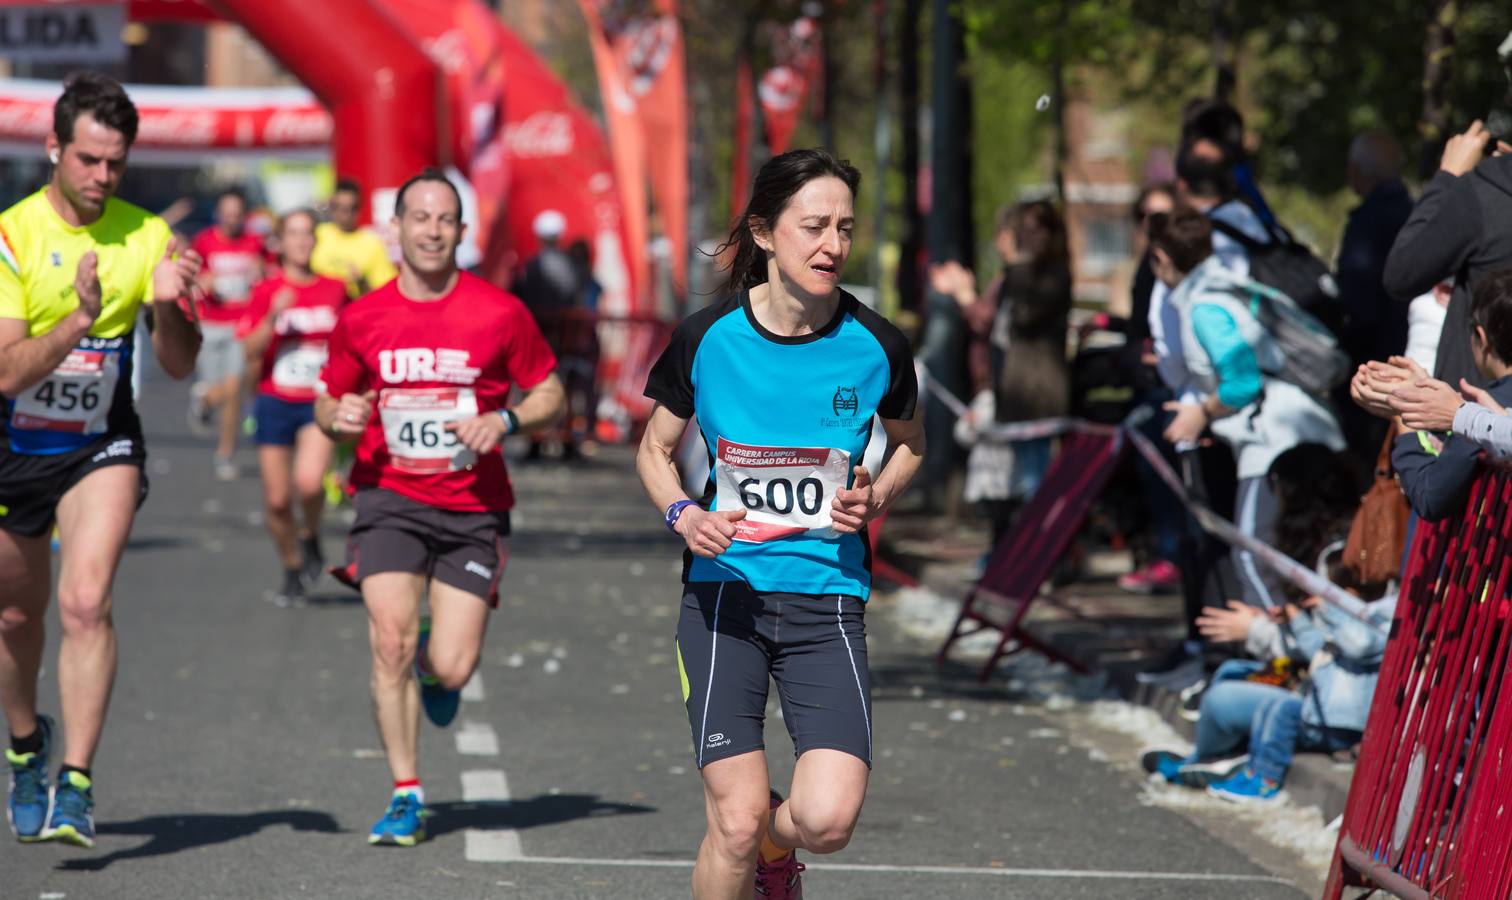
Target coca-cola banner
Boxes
[0,78,331,151]
[489,17,639,317]
[759,15,822,155]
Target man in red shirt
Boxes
[190,187,265,479]
[315,169,565,847]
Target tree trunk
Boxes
[1418,0,1458,180]
[1211,0,1237,102]
[872,0,893,298]
[897,0,922,312]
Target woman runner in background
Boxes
[636,149,925,900]
[240,208,346,605]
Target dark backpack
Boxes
[1209,216,1344,335]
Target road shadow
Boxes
[426,792,655,839]
[58,809,342,871]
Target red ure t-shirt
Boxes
[237,273,347,403]
[318,272,557,512]
[191,227,266,324]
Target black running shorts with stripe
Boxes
[675,580,872,769]
[338,487,511,606]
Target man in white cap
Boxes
[512,210,583,459]
[514,210,577,317]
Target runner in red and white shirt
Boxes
[238,208,346,605]
[190,187,265,479]
[314,169,565,847]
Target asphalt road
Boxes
[1,371,1315,900]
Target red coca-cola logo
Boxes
[505,111,574,159]
[135,109,218,146]
[263,108,332,146]
[0,100,52,139]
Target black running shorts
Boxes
[338,487,511,606]
[0,434,148,538]
[675,580,873,769]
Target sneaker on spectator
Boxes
[1175,754,1249,788]
[1207,768,1280,803]
[1139,748,1187,783]
[1118,560,1181,595]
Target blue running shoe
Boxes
[6,715,52,841]
[1207,767,1281,804]
[1139,748,1186,783]
[368,791,426,846]
[44,769,94,847]
[415,617,460,727]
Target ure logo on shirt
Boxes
[49,251,61,267]
[832,386,858,417]
[378,347,481,384]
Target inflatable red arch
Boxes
[0,0,640,314]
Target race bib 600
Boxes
[713,437,851,543]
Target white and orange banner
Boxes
[758,15,822,155]
[577,0,689,296]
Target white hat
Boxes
[532,209,566,239]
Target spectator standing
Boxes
[190,186,265,480]
[311,178,397,300]
[1336,131,1414,457]
[1152,206,1345,611]
[990,201,1073,505]
[513,210,586,459]
[1384,120,1512,390]
[936,201,1072,533]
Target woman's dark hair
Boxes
[1469,269,1512,363]
[717,148,860,294]
[54,72,138,147]
[1268,443,1363,601]
[1016,199,1069,267]
[1132,182,1175,224]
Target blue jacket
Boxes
[1290,593,1396,733]
[1392,375,1512,521]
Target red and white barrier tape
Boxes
[919,366,1385,631]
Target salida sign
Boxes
[0,4,126,64]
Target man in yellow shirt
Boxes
[0,73,202,849]
[311,179,397,299]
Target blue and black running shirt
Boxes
[644,289,917,599]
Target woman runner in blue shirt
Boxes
[637,149,925,899]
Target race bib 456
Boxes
[713,437,851,543]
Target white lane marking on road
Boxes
[461,673,486,702]
[461,769,523,862]
[40,893,67,899]
[490,857,1293,883]
[456,720,500,756]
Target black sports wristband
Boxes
[498,408,521,435]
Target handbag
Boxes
[1342,424,1410,585]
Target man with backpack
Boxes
[1150,205,1346,612]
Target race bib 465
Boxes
[713,437,851,542]
[378,387,479,473]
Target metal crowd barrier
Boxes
[1326,469,1512,899]
[528,309,674,444]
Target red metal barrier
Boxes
[936,428,1124,680]
[529,310,673,445]
[1325,469,1512,899]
